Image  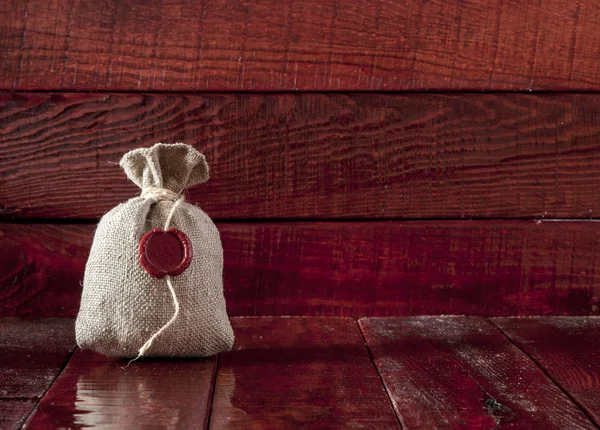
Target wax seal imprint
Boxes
[139,228,193,278]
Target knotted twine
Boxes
[129,187,184,363]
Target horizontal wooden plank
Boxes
[24,349,217,429]
[2,221,599,317]
[0,400,37,430]
[492,317,600,425]
[210,317,399,428]
[0,225,89,317]
[360,317,595,429]
[3,93,600,220]
[2,0,600,90]
[0,318,75,398]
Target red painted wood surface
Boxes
[0,400,36,430]
[0,318,75,398]
[2,0,600,91]
[0,224,89,317]
[493,317,600,425]
[0,318,75,430]
[24,349,217,429]
[359,316,595,429]
[210,317,398,429]
[3,92,600,220]
[2,221,600,318]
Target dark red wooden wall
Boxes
[1,0,600,317]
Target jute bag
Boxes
[76,143,234,359]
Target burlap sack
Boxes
[76,143,234,358]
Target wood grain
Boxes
[24,349,217,429]
[3,92,600,220]
[492,317,600,425]
[0,224,89,317]
[0,400,37,430]
[0,319,74,430]
[210,317,398,429]
[359,316,595,429]
[0,318,75,398]
[2,221,600,318]
[2,0,600,90]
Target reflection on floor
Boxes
[2,316,599,429]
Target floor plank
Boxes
[492,317,600,426]
[24,349,217,429]
[0,318,75,398]
[2,1,600,90]
[0,400,37,430]
[4,93,600,220]
[210,317,399,429]
[3,221,600,318]
[360,316,595,429]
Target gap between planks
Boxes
[4,218,600,224]
[9,90,600,95]
[355,319,403,429]
[489,319,600,428]
[204,354,220,430]
[20,348,78,428]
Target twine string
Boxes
[128,190,184,365]
[141,186,179,202]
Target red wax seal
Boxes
[139,228,193,278]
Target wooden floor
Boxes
[0,317,597,429]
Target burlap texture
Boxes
[76,143,234,358]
